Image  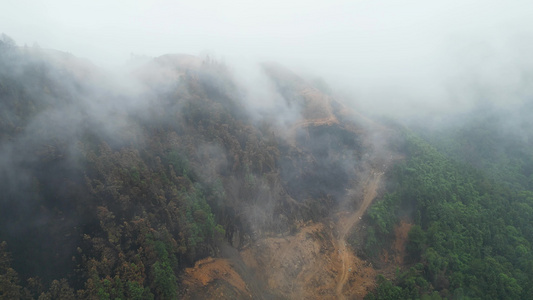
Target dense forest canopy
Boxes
[1,34,533,300]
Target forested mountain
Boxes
[1,35,532,300]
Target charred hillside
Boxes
[0,37,390,299]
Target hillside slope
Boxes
[3,36,532,300]
[0,38,401,299]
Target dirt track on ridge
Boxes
[335,171,383,299]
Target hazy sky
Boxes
[2,0,533,115]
